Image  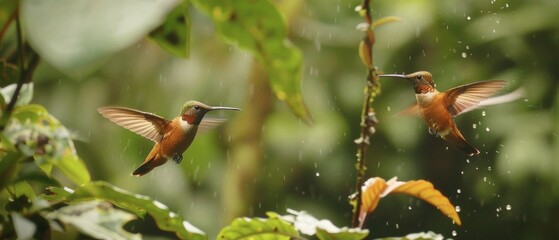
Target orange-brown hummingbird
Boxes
[379,71,510,156]
[98,100,240,176]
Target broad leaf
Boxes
[43,181,206,240]
[5,104,90,185]
[359,177,461,228]
[191,0,312,124]
[150,1,191,58]
[281,209,368,240]
[219,212,301,240]
[21,0,180,78]
[47,201,140,240]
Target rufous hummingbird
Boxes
[98,100,240,176]
[379,71,512,156]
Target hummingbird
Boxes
[378,71,511,156]
[98,100,240,176]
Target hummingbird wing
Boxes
[98,107,169,142]
[443,80,507,116]
[396,103,420,116]
[198,118,227,133]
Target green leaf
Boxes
[42,181,206,240]
[5,104,91,185]
[280,210,368,240]
[375,231,445,240]
[150,1,191,58]
[1,83,33,108]
[47,201,140,240]
[191,0,312,124]
[21,0,180,78]
[219,212,302,240]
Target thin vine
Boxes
[351,0,381,228]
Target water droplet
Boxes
[486,127,491,132]
[506,204,512,210]
[467,16,471,20]
[452,230,457,236]
[457,189,461,194]
[315,172,320,177]
[473,123,477,129]
[488,166,492,171]
[461,52,467,58]
[482,111,486,117]
[455,206,461,212]
[408,206,412,210]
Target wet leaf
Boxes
[281,209,368,240]
[43,181,206,240]
[47,201,140,240]
[391,179,462,226]
[21,0,180,78]
[5,104,90,185]
[149,2,191,58]
[191,0,312,124]
[359,177,461,227]
[219,212,300,240]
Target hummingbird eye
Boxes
[194,105,200,110]
[416,75,423,80]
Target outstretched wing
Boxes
[198,118,227,133]
[98,107,169,142]
[443,80,507,116]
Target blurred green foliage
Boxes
[1,0,558,239]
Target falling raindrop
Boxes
[461,52,467,58]
[482,111,486,117]
[467,16,471,20]
[506,204,512,210]
[316,172,320,177]
[473,123,477,129]
[457,189,461,194]
[455,206,461,212]
[486,127,491,132]
[452,230,457,236]
[488,166,492,171]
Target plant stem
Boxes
[5,12,26,114]
[352,0,380,228]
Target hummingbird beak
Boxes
[378,73,407,78]
[209,106,241,111]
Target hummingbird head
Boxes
[180,101,240,125]
[378,71,435,94]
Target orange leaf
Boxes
[358,177,389,227]
[392,180,462,226]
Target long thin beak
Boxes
[378,74,407,78]
[209,106,241,111]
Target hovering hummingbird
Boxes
[379,71,514,156]
[98,101,240,176]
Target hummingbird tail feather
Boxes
[457,141,480,156]
[132,162,154,176]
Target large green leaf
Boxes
[21,0,180,78]
[149,1,191,58]
[47,201,140,240]
[375,231,445,240]
[4,104,90,185]
[42,181,206,240]
[219,212,302,240]
[191,0,312,124]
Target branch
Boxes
[5,12,26,114]
[351,0,380,228]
